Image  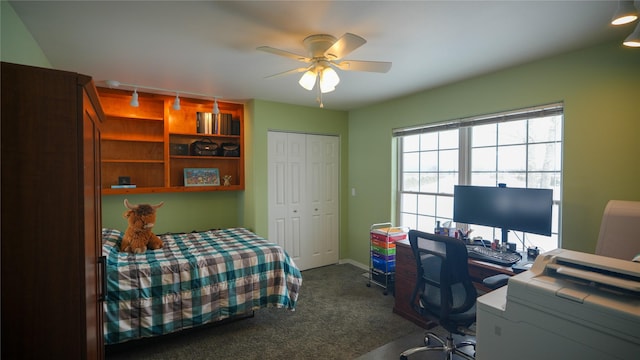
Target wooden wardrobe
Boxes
[1,62,105,359]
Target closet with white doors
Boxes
[268,131,340,271]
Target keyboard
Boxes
[466,245,522,266]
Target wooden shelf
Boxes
[102,136,164,142]
[104,114,164,121]
[102,159,165,164]
[97,87,244,194]
[170,132,240,139]
[170,155,240,160]
[103,184,244,195]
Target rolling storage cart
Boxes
[367,223,408,295]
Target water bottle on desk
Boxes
[434,221,444,235]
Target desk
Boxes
[393,239,517,329]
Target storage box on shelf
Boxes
[97,88,244,194]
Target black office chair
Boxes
[399,230,508,360]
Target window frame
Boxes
[395,103,563,251]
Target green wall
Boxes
[101,192,243,234]
[347,41,640,266]
[1,1,50,67]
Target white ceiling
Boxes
[9,1,633,110]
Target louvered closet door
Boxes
[306,134,339,269]
[268,132,339,271]
[268,132,306,268]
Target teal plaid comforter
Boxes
[102,228,302,345]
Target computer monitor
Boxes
[453,184,553,243]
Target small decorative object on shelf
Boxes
[111,184,137,189]
[184,168,220,187]
[118,176,131,185]
[223,175,232,186]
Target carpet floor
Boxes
[106,263,449,360]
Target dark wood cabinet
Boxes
[1,62,105,359]
[467,257,516,293]
[393,240,436,329]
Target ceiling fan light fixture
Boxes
[258,32,391,106]
[319,65,339,93]
[611,1,639,25]
[320,85,336,93]
[299,70,317,91]
[623,22,640,46]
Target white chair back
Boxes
[596,200,640,261]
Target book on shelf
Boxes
[231,118,240,135]
[196,112,238,135]
[217,113,234,135]
[196,112,215,134]
[111,184,137,189]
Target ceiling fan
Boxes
[257,33,391,107]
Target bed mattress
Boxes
[101,227,302,344]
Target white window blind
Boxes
[393,103,564,137]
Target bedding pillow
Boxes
[102,228,123,250]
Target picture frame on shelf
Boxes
[183,168,220,187]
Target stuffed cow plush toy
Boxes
[120,199,164,253]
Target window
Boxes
[395,104,563,252]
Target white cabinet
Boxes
[268,132,340,270]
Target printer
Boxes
[476,248,640,360]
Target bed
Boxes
[101,227,302,345]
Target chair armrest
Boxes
[482,274,510,289]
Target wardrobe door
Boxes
[82,88,105,357]
[0,62,104,360]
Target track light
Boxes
[172,93,181,110]
[213,98,220,115]
[103,80,222,110]
[611,1,638,25]
[623,22,640,46]
[130,89,139,107]
[611,0,640,47]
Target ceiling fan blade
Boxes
[264,66,309,79]
[333,60,392,73]
[324,33,366,60]
[257,46,311,63]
